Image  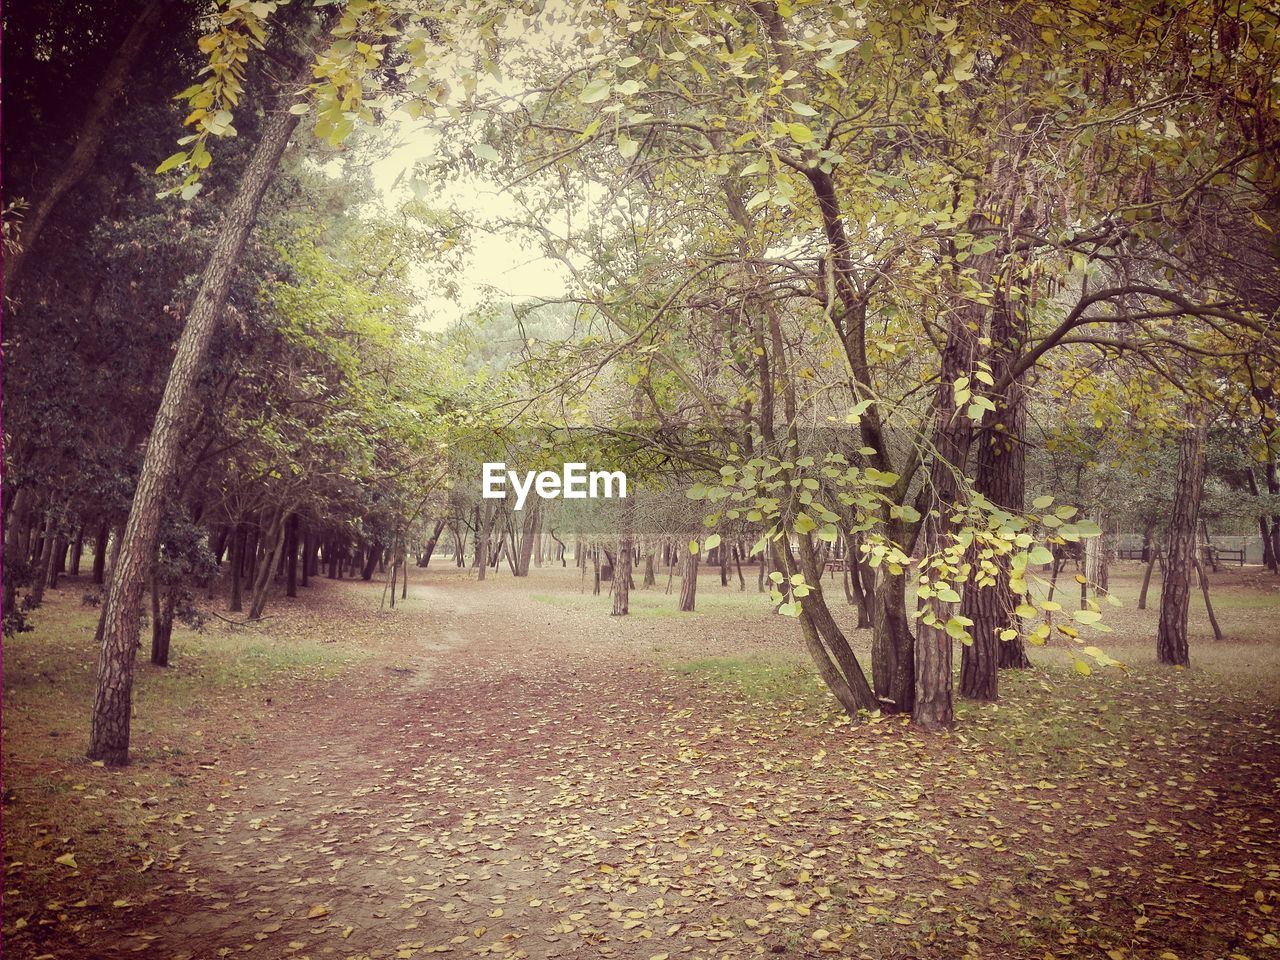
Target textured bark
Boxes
[788,536,878,711]
[229,523,245,612]
[960,341,1027,695]
[1157,416,1207,667]
[285,513,299,598]
[419,519,446,568]
[612,532,632,616]
[91,521,110,585]
[871,566,915,712]
[150,579,175,666]
[514,504,538,576]
[4,1,163,295]
[1195,558,1224,643]
[678,547,699,612]
[87,57,311,764]
[1141,535,1162,609]
[914,298,978,730]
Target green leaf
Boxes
[786,122,814,144]
[580,78,611,103]
[703,533,721,551]
[155,151,188,174]
[1028,546,1054,565]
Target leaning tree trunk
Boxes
[1157,413,1208,667]
[87,55,313,765]
[4,1,163,295]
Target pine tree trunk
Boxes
[1157,415,1207,667]
[87,54,313,764]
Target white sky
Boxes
[367,122,571,330]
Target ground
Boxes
[3,560,1279,960]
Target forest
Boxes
[2,1,1279,958]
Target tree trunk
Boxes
[871,564,916,713]
[285,513,299,598]
[1138,533,1160,610]
[612,531,632,616]
[91,520,110,586]
[229,522,246,612]
[1194,557,1224,643]
[150,580,175,666]
[87,52,313,764]
[248,509,288,620]
[361,540,380,581]
[678,546,699,612]
[1157,414,1208,667]
[420,519,446,568]
[514,504,538,576]
[960,356,1027,695]
[4,1,163,295]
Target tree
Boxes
[1157,412,1209,667]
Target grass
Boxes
[1,577,374,931]
[668,653,826,702]
[532,580,784,620]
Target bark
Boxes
[248,509,288,621]
[28,519,56,608]
[91,520,109,585]
[150,580,175,666]
[787,536,878,711]
[361,540,380,581]
[1157,415,1208,667]
[229,522,245,612]
[514,504,538,576]
[1194,557,1224,643]
[476,504,495,581]
[419,519,446,568]
[1138,531,1160,610]
[285,513,299,598]
[678,547,699,612]
[871,564,915,712]
[612,532,632,616]
[960,347,1027,695]
[4,1,164,295]
[87,49,315,764]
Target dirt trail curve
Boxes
[127,571,733,960]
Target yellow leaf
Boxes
[307,904,329,919]
[55,853,78,868]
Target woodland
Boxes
[2,1,1279,958]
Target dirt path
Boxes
[15,567,1280,960]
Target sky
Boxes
[367,121,571,331]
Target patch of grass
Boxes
[1,580,375,939]
[669,652,823,702]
